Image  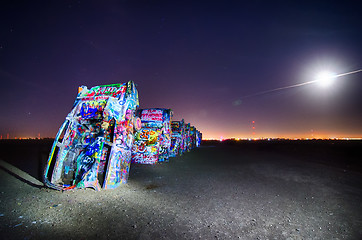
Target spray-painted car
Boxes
[169,119,185,157]
[132,108,173,164]
[190,126,197,149]
[132,128,160,164]
[196,130,202,147]
[44,81,139,191]
[184,123,192,152]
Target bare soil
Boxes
[0,139,362,239]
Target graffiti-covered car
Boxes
[132,108,173,164]
[190,126,197,149]
[132,128,160,164]
[196,130,202,147]
[44,81,139,191]
[184,123,192,152]
[170,119,185,157]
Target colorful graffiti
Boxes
[183,123,191,152]
[132,108,173,164]
[196,130,202,147]
[44,81,139,191]
[44,80,202,191]
[141,109,163,122]
[132,128,160,164]
[170,119,186,157]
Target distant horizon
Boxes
[2,124,362,141]
[1,136,362,141]
[204,137,362,141]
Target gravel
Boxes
[0,141,362,239]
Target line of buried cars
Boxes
[43,81,201,191]
[133,109,201,164]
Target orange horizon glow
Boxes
[4,128,362,141]
[201,131,362,141]
[2,134,362,141]
[3,128,362,141]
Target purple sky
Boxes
[1,0,362,139]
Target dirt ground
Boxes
[0,140,362,239]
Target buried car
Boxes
[132,108,173,164]
[43,81,139,191]
[169,119,186,157]
[196,130,202,147]
[184,123,192,152]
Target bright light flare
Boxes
[237,68,362,100]
[315,71,335,87]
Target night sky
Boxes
[1,0,362,139]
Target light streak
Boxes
[240,69,362,99]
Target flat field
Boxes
[0,139,361,239]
